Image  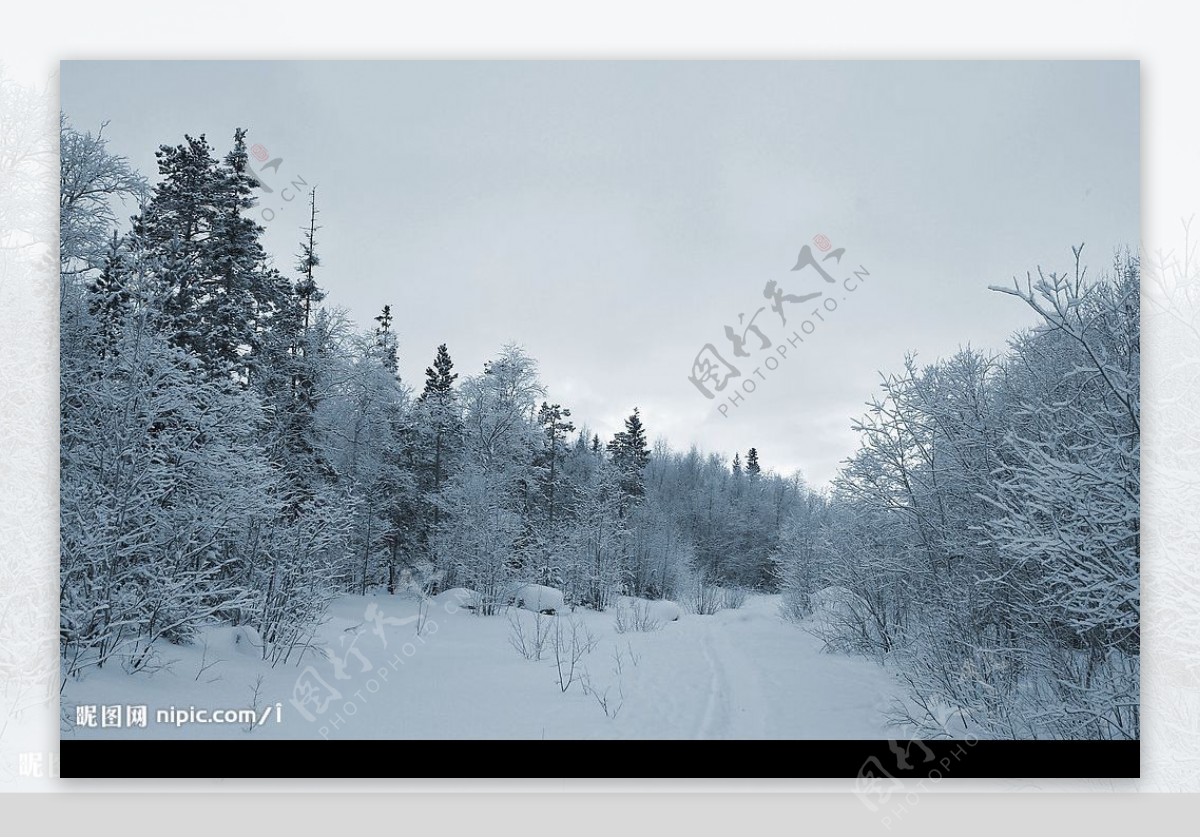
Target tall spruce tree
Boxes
[259,189,334,515]
[374,305,399,375]
[130,129,290,382]
[608,407,651,506]
[536,402,575,530]
[416,344,462,535]
[348,306,409,594]
[86,231,131,358]
[420,343,458,401]
[294,188,325,332]
[746,447,761,477]
[129,132,221,360]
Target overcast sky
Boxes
[61,60,1138,487]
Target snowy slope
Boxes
[60,593,906,741]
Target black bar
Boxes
[60,739,1138,779]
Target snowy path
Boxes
[607,596,902,740]
[62,593,906,740]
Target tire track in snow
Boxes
[695,623,731,739]
[707,614,769,739]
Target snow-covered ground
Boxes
[61,592,906,740]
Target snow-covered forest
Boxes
[59,119,1139,741]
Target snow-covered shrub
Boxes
[59,301,274,675]
[507,608,553,661]
[552,614,597,692]
[801,250,1140,740]
[779,588,812,623]
[720,586,748,610]
[431,467,522,616]
[685,573,723,616]
[805,585,889,657]
[613,597,677,632]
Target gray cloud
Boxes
[61,60,1139,486]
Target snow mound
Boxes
[433,587,481,612]
[616,596,681,623]
[506,584,565,615]
[233,625,263,652]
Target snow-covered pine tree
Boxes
[129,129,291,383]
[337,306,410,594]
[373,305,400,375]
[536,402,575,531]
[85,231,132,357]
[295,188,326,332]
[415,343,462,531]
[607,407,651,506]
[746,447,761,477]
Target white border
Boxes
[2,0,1198,832]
